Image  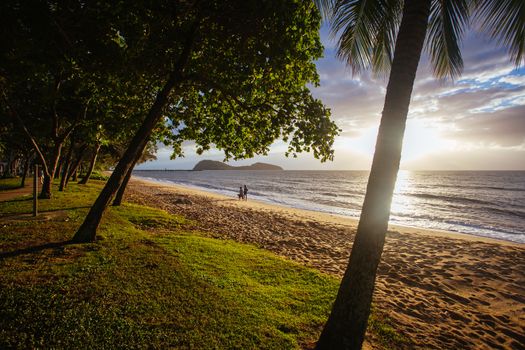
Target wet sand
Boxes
[125,177,525,349]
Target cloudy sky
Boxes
[137,25,525,171]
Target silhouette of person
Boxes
[238,186,244,200]
[243,185,248,201]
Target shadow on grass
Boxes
[0,240,75,260]
[39,206,91,213]
[0,206,91,221]
[3,197,32,203]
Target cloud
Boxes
[141,27,524,170]
[448,105,525,147]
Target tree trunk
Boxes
[59,145,73,191]
[72,20,198,243]
[54,157,63,179]
[79,143,101,184]
[112,151,142,206]
[72,79,179,242]
[20,156,29,187]
[315,1,431,349]
[66,144,87,186]
[39,143,62,199]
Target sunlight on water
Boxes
[391,170,415,217]
[133,170,525,243]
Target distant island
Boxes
[193,160,283,171]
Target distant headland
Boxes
[192,160,283,171]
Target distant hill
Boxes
[192,160,283,171]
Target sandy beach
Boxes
[125,177,525,349]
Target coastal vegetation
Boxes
[1,0,523,349]
[0,179,403,349]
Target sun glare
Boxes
[401,120,454,161]
[337,119,454,163]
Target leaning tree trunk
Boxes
[112,150,142,206]
[59,145,73,191]
[315,1,431,349]
[72,76,180,242]
[66,144,87,187]
[79,143,101,185]
[72,21,197,243]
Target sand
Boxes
[125,177,525,350]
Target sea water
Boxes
[133,170,525,244]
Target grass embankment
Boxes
[0,179,404,349]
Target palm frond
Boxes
[474,0,525,66]
[314,0,337,21]
[330,0,402,75]
[426,0,470,79]
[370,0,402,77]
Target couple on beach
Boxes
[238,185,248,201]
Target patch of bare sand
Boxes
[125,177,525,350]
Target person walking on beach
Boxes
[238,186,244,200]
[243,185,248,201]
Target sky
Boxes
[137,24,525,171]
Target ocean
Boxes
[132,170,525,244]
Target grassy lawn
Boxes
[0,177,23,191]
[0,180,404,349]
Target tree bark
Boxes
[72,19,199,243]
[315,1,431,349]
[59,144,73,191]
[78,143,101,184]
[112,150,142,206]
[20,156,30,187]
[72,78,178,242]
[39,143,62,199]
[66,144,87,186]
[54,157,63,179]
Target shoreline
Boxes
[132,175,522,247]
[124,176,525,349]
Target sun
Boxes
[401,119,455,161]
[337,119,454,162]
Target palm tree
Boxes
[314,0,524,348]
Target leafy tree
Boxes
[72,0,339,242]
[314,0,524,348]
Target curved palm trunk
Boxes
[112,151,141,206]
[316,1,431,349]
[78,143,101,185]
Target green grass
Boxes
[0,181,406,349]
[0,177,23,190]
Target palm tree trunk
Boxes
[112,151,141,206]
[315,1,431,349]
[79,143,101,185]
